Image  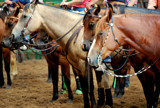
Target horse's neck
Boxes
[37,5,83,48]
[114,15,160,57]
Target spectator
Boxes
[148,0,157,9]
[60,0,91,13]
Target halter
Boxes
[21,5,36,34]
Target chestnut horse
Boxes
[0,3,25,89]
[82,4,131,100]
[5,1,96,107]
[88,5,160,108]
[0,6,18,89]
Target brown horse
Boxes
[30,29,82,103]
[0,6,15,89]
[0,3,25,89]
[88,5,160,108]
[82,4,131,106]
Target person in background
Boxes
[4,0,43,6]
[148,0,157,9]
[60,0,91,13]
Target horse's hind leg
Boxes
[50,63,59,102]
[3,49,11,89]
[46,65,52,83]
[61,64,73,104]
[0,46,4,88]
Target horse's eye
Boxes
[98,32,104,36]
[89,23,95,30]
[23,15,27,18]
[8,23,13,27]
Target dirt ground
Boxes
[0,59,160,108]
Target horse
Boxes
[0,6,17,89]
[82,4,131,100]
[30,29,83,102]
[4,1,97,107]
[87,5,160,108]
[0,2,25,89]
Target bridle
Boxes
[97,16,160,78]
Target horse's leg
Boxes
[46,65,52,83]
[3,49,11,89]
[88,66,96,108]
[0,46,4,88]
[50,63,59,102]
[72,67,82,94]
[137,73,154,108]
[113,77,119,98]
[11,52,18,80]
[152,66,160,108]
[78,65,90,108]
[117,77,125,98]
[61,64,73,104]
[103,73,113,107]
[95,70,105,106]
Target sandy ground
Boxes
[0,59,160,108]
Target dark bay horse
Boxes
[4,1,96,107]
[31,29,82,103]
[88,5,160,108]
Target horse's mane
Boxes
[0,6,8,21]
[24,3,85,15]
[113,4,160,14]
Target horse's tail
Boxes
[16,49,25,63]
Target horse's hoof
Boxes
[50,99,57,103]
[6,85,11,89]
[113,93,118,98]
[67,99,73,104]
[46,79,52,83]
[75,89,82,95]
[117,94,123,98]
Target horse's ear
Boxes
[94,5,101,16]
[86,3,90,12]
[17,0,24,9]
[32,0,39,5]
[14,8,19,17]
[106,8,113,22]
[3,6,9,14]
[31,0,39,8]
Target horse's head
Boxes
[82,5,101,51]
[87,7,113,67]
[9,0,42,49]
[2,7,20,48]
[30,30,48,49]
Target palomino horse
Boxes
[82,4,131,99]
[88,5,160,108]
[30,29,82,102]
[5,1,96,107]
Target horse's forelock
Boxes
[23,3,30,11]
